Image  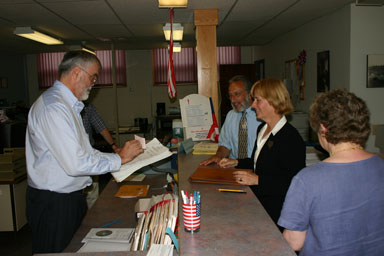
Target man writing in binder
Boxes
[25,51,144,254]
[200,75,261,165]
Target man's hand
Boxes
[200,155,222,166]
[119,140,144,164]
[218,158,238,168]
[200,146,231,165]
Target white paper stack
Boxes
[112,138,172,182]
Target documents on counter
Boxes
[112,138,172,182]
[179,94,213,141]
[147,244,174,256]
[114,185,149,198]
[189,165,252,185]
[131,194,178,251]
[78,228,135,253]
[192,142,218,155]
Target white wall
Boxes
[350,5,384,125]
[257,4,351,113]
[350,5,384,152]
[256,3,384,151]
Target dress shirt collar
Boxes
[53,80,84,114]
[270,115,287,136]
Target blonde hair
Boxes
[251,78,293,115]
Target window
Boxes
[37,50,127,89]
[153,46,241,85]
[153,47,197,84]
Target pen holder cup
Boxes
[182,203,201,233]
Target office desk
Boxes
[0,170,27,231]
[178,153,296,256]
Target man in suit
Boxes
[200,75,261,165]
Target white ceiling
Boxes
[0,0,372,54]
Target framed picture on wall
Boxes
[367,54,384,88]
[317,51,330,92]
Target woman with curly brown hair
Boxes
[278,89,384,255]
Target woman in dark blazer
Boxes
[219,78,306,228]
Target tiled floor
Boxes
[0,173,112,256]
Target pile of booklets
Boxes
[0,147,25,174]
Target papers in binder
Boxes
[179,94,213,141]
[112,138,172,183]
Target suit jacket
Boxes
[237,121,306,224]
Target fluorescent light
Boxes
[158,0,187,8]
[69,45,96,55]
[81,47,96,55]
[14,27,63,45]
[163,23,183,41]
[168,42,182,52]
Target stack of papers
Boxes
[112,138,172,182]
[147,244,174,256]
[193,142,218,155]
[130,194,178,251]
[78,228,135,252]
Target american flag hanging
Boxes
[167,8,177,99]
[207,97,220,142]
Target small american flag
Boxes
[207,97,219,142]
[196,203,201,217]
[167,9,177,99]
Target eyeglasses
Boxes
[228,91,246,99]
[77,66,98,84]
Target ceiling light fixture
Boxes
[168,42,182,52]
[14,27,63,45]
[163,23,183,41]
[158,0,187,8]
[69,45,96,55]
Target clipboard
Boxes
[189,165,252,185]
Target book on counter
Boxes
[114,185,149,198]
[112,138,172,182]
[189,165,253,185]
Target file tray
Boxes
[189,165,252,185]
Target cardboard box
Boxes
[134,198,151,219]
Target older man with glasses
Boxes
[25,51,144,254]
[200,75,261,165]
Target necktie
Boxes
[238,111,248,159]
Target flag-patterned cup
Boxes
[182,203,201,232]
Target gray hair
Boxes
[58,51,101,78]
[228,75,252,92]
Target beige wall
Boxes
[255,4,384,152]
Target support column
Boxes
[194,9,219,116]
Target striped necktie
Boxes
[238,111,248,159]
